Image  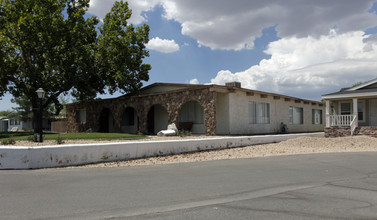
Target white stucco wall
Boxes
[216,91,324,135]
[216,93,230,134]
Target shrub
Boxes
[178,130,192,137]
[56,135,65,145]
[27,134,38,142]
[1,137,16,145]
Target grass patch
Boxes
[0,132,146,142]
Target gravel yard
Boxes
[65,135,377,168]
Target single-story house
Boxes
[0,116,8,132]
[65,82,325,135]
[322,78,377,137]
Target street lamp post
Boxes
[36,88,45,142]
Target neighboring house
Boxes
[322,78,377,137]
[0,116,8,132]
[65,82,325,135]
[6,112,23,132]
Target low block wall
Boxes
[0,133,322,169]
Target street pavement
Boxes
[1,152,377,219]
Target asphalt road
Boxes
[1,152,377,220]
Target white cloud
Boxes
[210,31,377,100]
[189,78,199,84]
[88,0,160,24]
[146,37,180,53]
[88,0,377,51]
[160,0,377,50]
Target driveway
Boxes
[1,152,377,219]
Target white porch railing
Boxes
[350,115,358,135]
[329,114,358,135]
[329,115,355,127]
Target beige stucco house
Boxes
[322,78,377,137]
[65,82,324,135]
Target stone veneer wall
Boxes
[66,87,217,135]
[324,126,351,137]
[325,126,377,138]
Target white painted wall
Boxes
[220,90,324,135]
[216,93,230,134]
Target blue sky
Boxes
[1,0,377,111]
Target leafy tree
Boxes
[0,110,11,116]
[0,0,151,131]
[351,81,363,88]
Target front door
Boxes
[369,99,377,126]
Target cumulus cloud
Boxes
[189,78,199,84]
[88,1,377,50]
[88,0,160,24]
[210,31,377,100]
[160,0,377,50]
[146,37,180,53]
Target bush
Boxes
[178,130,192,137]
[27,134,38,142]
[56,135,65,145]
[1,137,16,145]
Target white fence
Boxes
[329,115,356,127]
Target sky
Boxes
[1,0,377,111]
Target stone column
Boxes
[204,92,216,135]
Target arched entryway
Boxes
[179,101,205,134]
[147,104,168,134]
[121,107,138,134]
[99,108,115,133]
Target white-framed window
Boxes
[340,102,351,115]
[289,106,303,124]
[249,101,270,124]
[75,109,86,123]
[312,109,322,124]
[339,101,365,122]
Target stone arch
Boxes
[98,108,115,133]
[146,104,169,134]
[120,106,138,134]
[178,100,206,134]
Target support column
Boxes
[353,98,358,127]
[325,100,330,127]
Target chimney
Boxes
[225,81,241,88]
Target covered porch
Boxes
[322,79,377,137]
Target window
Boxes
[75,109,86,123]
[312,109,322,124]
[339,101,365,122]
[340,102,351,115]
[289,106,303,124]
[358,102,364,121]
[249,102,270,124]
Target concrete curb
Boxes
[0,132,322,169]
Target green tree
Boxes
[0,110,11,116]
[0,0,151,131]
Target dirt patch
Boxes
[67,135,377,168]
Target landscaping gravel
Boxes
[68,135,377,168]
